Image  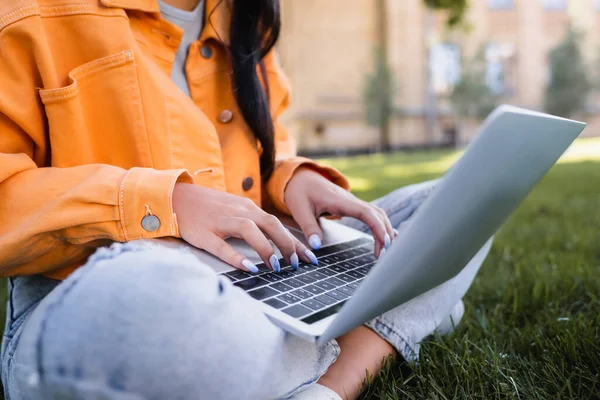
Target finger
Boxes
[218,217,280,272]
[248,210,300,269]
[290,234,318,267]
[334,200,387,252]
[291,197,324,250]
[201,235,260,274]
[372,205,394,249]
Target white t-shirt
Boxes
[158,0,205,97]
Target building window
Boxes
[540,0,567,10]
[485,43,517,95]
[430,43,461,95]
[487,0,514,9]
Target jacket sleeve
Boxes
[0,116,193,276]
[263,52,350,215]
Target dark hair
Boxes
[228,0,281,179]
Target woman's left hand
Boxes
[284,168,394,258]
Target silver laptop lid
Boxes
[318,105,586,344]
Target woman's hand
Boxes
[173,183,315,273]
[284,168,394,258]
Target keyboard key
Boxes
[325,289,349,301]
[326,265,348,274]
[304,284,326,296]
[298,263,317,272]
[279,259,290,268]
[288,268,307,276]
[222,275,236,282]
[264,298,287,309]
[347,280,363,290]
[282,304,312,318]
[271,282,294,292]
[302,299,327,311]
[225,270,252,281]
[261,273,284,282]
[256,263,271,273]
[315,294,337,306]
[279,270,295,279]
[327,253,346,263]
[248,286,279,300]
[346,270,365,279]
[348,258,364,268]
[354,246,371,255]
[337,285,356,296]
[291,289,312,300]
[314,280,336,291]
[357,254,377,263]
[318,268,339,277]
[320,256,338,265]
[306,271,328,281]
[355,267,370,275]
[296,274,317,285]
[282,278,305,288]
[324,277,347,287]
[234,277,269,291]
[337,261,355,270]
[341,248,364,258]
[337,274,357,283]
[278,293,302,304]
[314,244,346,257]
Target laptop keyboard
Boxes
[221,237,376,324]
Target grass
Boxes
[321,138,600,399]
[1,138,599,399]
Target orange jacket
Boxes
[0,0,348,279]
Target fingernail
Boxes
[269,254,280,273]
[308,234,322,250]
[290,252,299,271]
[305,249,318,265]
[378,248,386,260]
[384,233,391,249]
[242,259,259,274]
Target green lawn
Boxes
[322,138,600,399]
[1,139,599,399]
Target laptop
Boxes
[177,105,586,343]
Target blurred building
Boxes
[277,0,600,154]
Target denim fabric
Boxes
[1,181,491,399]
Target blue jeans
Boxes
[1,181,492,400]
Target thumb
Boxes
[291,198,324,250]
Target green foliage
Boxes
[362,49,395,129]
[544,28,590,118]
[450,47,500,120]
[423,0,468,26]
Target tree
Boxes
[362,0,393,151]
[362,49,394,151]
[423,0,468,27]
[363,0,467,152]
[450,47,500,121]
[544,28,590,118]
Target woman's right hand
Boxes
[172,183,316,274]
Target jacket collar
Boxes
[100,0,232,43]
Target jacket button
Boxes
[141,215,161,232]
[242,177,254,191]
[200,44,213,59]
[219,109,233,123]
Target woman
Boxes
[0,0,489,398]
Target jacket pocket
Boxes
[39,50,153,168]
